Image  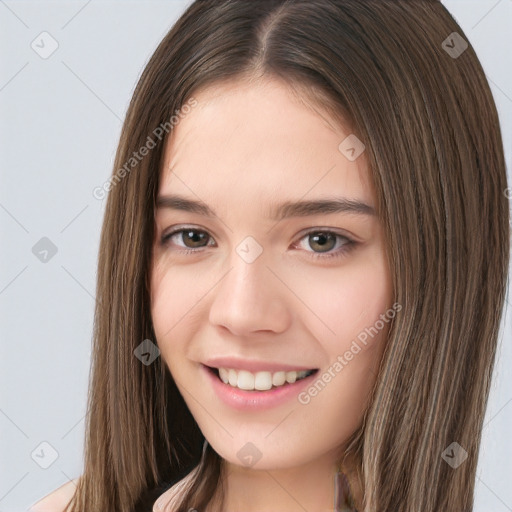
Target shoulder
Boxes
[153,467,199,512]
[29,478,79,512]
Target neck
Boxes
[213,448,362,512]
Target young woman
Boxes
[30,1,510,511]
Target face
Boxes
[150,77,393,472]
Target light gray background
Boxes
[0,1,510,511]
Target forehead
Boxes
[158,78,374,207]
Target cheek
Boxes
[295,255,392,421]
[149,263,205,355]
[291,250,392,355]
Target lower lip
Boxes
[202,364,318,411]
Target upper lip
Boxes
[203,356,318,373]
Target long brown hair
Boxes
[67,1,510,511]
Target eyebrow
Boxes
[155,194,376,219]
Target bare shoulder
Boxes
[29,478,79,512]
[153,468,199,512]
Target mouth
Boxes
[205,365,319,392]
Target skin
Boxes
[29,479,78,512]
[150,76,393,512]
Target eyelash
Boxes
[159,226,357,261]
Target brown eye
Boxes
[307,232,337,253]
[293,229,356,261]
[161,228,213,249]
[180,229,210,248]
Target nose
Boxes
[208,249,292,336]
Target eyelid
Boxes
[160,225,354,245]
[161,224,217,240]
[293,226,357,242]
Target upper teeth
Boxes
[217,368,313,391]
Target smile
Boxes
[216,367,316,391]
[202,364,319,410]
